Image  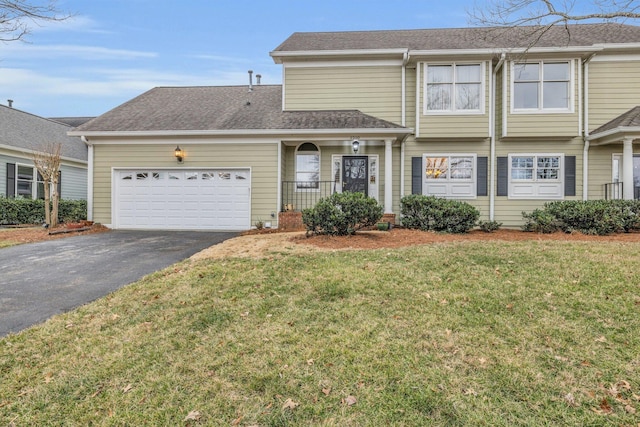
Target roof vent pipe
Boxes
[256,74,261,85]
[7,99,13,108]
[248,70,253,91]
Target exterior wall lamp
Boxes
[352,139,360,153]
[174,145,184,163]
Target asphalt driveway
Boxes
[0,230,237,337]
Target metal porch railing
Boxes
[281,181,337,212]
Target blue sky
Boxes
[0,0,480,118]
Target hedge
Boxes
[0,196,87,226]
[400,195,479,233]
[302,191,383,236]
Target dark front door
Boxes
[342,156,368,195]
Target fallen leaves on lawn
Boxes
[184,410,201,421]
[343,395,357,406]
[282,398,299,410]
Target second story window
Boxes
[425,63,482,113]
[513,61,571,111]
[296,142,320,190]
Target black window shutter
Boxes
[564,156,576,197]
[6,163,15,197]
[476,157,488,196]
[411,157,423,195]
[57,171,62,198]
[497,157,508,197]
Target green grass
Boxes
[1,240,640,425]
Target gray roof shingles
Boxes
[591,106,640,135]
[0,105,87,161]
[272,23,640,52]
[74,85,407,133]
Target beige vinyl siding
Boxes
[494,137,583,227]
[284,65,403,123]
[588,58,640,130]
[417,62,491,139]
[405,65,417,128]
[586,145,633,200]
[402,138,491,220]
[505,60,580,138]
[495,66,504,140]
[92,141,279,227]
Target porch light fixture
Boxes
[174,145,184,163]
[352,139,360,153]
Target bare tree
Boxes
[1,0,70,42]
[33,142,61,227]
[468,1,640,50]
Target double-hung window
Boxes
[513,61,571,111]
[16,164,45,199]
[296,143,320,190]
[425,63,483,113]
[509,154,563,199]
[423,154,476,198]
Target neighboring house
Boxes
[1,104,88,201]
[70,23,640,230]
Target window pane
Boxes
[427,65,452,83]
[427,84,452,110]
[425,157,448,179]
[455,83,480,110]
[512,156,534,180]
[543,82,569,109]
[544,62,569,80]
[450,157,473,179]
[297,154,319,173]
[514,63,539,81]
[296,172,319,188]
[514,82,539,109]
[456,64,481,83]
[17,165,34,180]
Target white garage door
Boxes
[114,169,251,230]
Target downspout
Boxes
[81,135,93,222]
[582,53,596,201]
[400,50,409,199]
[490,53,506,221]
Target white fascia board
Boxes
[71,128,414,140]
[587,126,640,141]
[270,48,408,63]
[0,143,88,165]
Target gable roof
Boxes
[72,85,409,135]
[0,105,87,161]
[49,117,95,127]
[592,106,640,135]
[272,23,640,55]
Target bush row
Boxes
[0,197,87,226]
[522,200,640,235]
[400,194,480,233]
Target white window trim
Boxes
[15,162,44,199]
[508,153,564,200]
[295,143,321,192]
[422,153,477,199]
[423,62,486,115]
[510,60,575,114]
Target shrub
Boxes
[400,195,479,233]
[302,191,383,236]
[478,220,502,233]
[0,196,87,225]
[522,200,640,235]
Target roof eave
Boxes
[69,127,414,140]
[270,48,408,63]
[587,126,640,144]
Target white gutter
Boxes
[68,127,413,138]
[85,137,93,222]
[400,50,409,199]
[270,48,408,63]
[490,53,506,220]
[582,53,597,200]
[0,143,88,165]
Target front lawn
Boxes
[1,240,639,425]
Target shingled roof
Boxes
[591,106,640,135]
[0,105,87,161]
[272,23,640,53]
[73,85,407,133]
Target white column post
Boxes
[384,139,393,214]
[623,137,634,200]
